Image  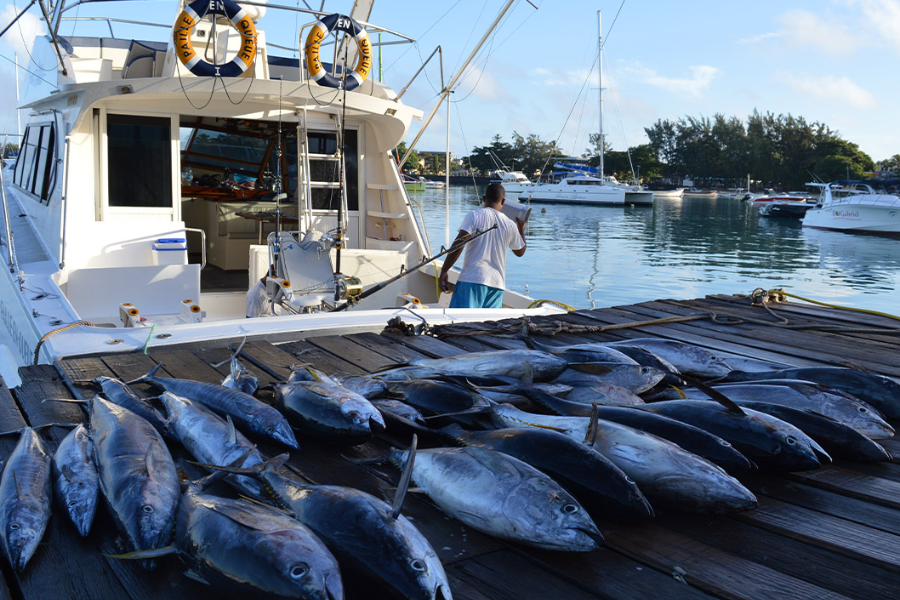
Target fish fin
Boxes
[226,415,237,445]
[392,434,417,519]
[306,366,322,382]
[190,447,261,487]
[12,471,24,500]
[183,569,210,585]
[458,510,488,525]
[584,402,599,445]
[522,422,568,433]
[422,406,492,420]
[105,546,177,560]
[372,362,411,374]
[805,410,840,423]
[567,363,614,375]
[680,374,746,414]
[126,362,163,386]
[669,385,687,399]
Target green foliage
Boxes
[463,133,564,177]
[644,111,876,188]
[2,142,18,158]
[395,141,419,173]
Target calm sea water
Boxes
[410,185,900,315]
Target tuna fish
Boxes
[275,380,385,445]
[389,445,603,551]
[130,364,299,450]
[91,396,180,568]
[607,338,733,378]
[489,404,758,514]
[221,356,258,395]
[93,375,168,435]
[52,424,99,537]
[405,350,568,382]
[554,364,666,394]
[113,485,344,600]
[157,392,266,498]
[0,428,52,571]
[641,400,826,471]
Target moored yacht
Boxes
[489,169,536,195]
[802,180,900,234]
[518,174,626,205]
[0,0,560,371]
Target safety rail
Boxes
[0,159,19,278]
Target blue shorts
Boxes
[449,281,504,308]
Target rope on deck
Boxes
[33,320,94,365]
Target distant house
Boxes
[417,150,454,175]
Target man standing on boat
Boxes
[439,183,526,308]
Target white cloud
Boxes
[774,9,863,56]
[774,71,876,109]
[0,6,44,56]
[528,67,592,87]
[456,64,509,102]
[844,0,900,54]
[622,63,720,99]
[738,32,783,44]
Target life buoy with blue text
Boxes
[174,0,258,77]
[304,14,372,91]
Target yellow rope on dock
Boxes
[756,287,900,323]
[527,299,576,311]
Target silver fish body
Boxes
[554,364,666,394]
[135,366,299,450]
[275,380,385,445]
[408,350,568,382]
[221,357,258,395]
[158,392,266,498]
[334,375,388,399]
[91,396,180,568]
[52,424,99,537]
[0,428,52,571]
[563,383,645,406]
[490,404,758,514]
[93,376,168,435]
[391,446,603,551]
[607,339,733,378]
[372,399,427,425]
[683,381,894,440]
[176,486,344,600]
[257,467,450,600]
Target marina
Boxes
[1,293,899,599]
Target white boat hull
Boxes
[625,190,654,204]
[802,204,900,233]
[519,186,625,205]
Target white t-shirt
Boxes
[245,280,269,318]
[456,207,525,290]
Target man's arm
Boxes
[438,230,471,291]
[512,218,527,257]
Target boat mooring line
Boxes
[32,320,94,365]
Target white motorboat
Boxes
[518,174,626,205]
[648,188,684,200]
[0,1,561,371]
[490,169,536,195]
[802,181,900,234]
[684,188,718,199]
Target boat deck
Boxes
[1,293,900,600]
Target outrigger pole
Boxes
[330,224,498,312]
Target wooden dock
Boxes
[1,293,900,600]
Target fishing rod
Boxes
[331,224,498,312]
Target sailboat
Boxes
[0,0,561,371]
[519,11,646,206]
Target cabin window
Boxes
[308,129,358,211]
[107,114,172,208]
[13,123,56,204]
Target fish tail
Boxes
[125,362,163,386]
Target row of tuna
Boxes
[1,335,897,600]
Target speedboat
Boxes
[802,180,900,234]
[683,188,718,199]
[0,1,561,371]
[518,174,626,205]
[648,187,684,200]
[490,169,536,195]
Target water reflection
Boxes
[411,187,900,313]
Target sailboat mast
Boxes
[597,10,604,181]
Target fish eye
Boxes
[142,505,154,514]
[67,500,78,508]
[409,558,427,572]
[858,406,868,413]
[786,437,796,446]
[640,367,651,374]
[289,563,309,579]
[266,426,275,434]
[561,504,579,515]
[718,439,732,447]
[9,523,18,530]
[624,476,635,484]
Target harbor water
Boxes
[410,185,900,314]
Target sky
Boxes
[1,0,899,164]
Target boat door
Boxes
[98,110,180,223]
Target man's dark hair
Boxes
[484,182,505,205]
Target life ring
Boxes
[304,13,372,91]
[173,0,258,77]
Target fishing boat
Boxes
[802,180,900,234]
[0,0,560,372]
[757,198,814,219]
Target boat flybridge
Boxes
[0,0,560,373]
